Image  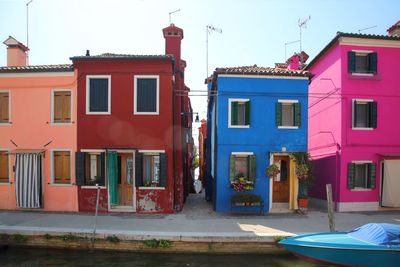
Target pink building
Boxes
[0,37,78,212]
[307,22,400,211]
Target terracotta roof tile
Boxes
[214,64,310,77]
[0,64,73,73]
[70,53,174,61]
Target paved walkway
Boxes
[1,193,399,242]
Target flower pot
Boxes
[298,198,309,208]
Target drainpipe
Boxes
[172,60,177,211]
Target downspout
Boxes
[172,59,177,211]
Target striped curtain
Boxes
[15,153,43,208]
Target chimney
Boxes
[162,24,184,70]
[387,20,400,37]
[286,51,309,70]
[3,36,29,67]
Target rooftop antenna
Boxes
[26,0,33,48]
[358,25,377,33]
[206,25,222,79]
[298,15,311,52]
[285,39,300,61]
[169,9,180,24]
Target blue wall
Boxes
[212,76,309,213]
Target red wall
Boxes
[75,59,176,213]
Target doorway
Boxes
[272,155,290,203]
[382,160,400,207]
[108,151,135,212]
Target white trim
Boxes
[218,74,309,80]
[351,188,373,191]
[80,149,106,153]
[278,99,299,103]
[231,152,254,156]
[50,89,73,124]
[86,75,111,115]
[352,99,375,130]
[0,72,74,78]
[228,98,250,128]
[108,149,136,153]
[352,49,374,54]
[50,149,73,185]
[278,126,299,129]
[352,160,373,164]
[351,73,374,77]
[138,187,165,190]
[81,186,107,189]
[340,37,400,48]
[138,150,165,153]
[336,201,380,212]
[0,90,11,125]
[0,148,11,183]
[133,75,160,115]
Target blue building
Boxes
[206,65,310,213]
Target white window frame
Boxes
[80,149,106,188]
[351,160,373,191]
[51,89,73,125]
[50,149,73,186]
[138,149,165,190]
[352,99,374,130]
[228,98,250,128]
[277,99,299,129]
[134,75,160,115]
[0,90,11,126]
[86,75,111,115]
[0,149,11,184]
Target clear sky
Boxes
[1,0,399,125]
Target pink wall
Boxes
[0,72,78,212]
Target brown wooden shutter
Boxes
[63,92,71,122]
[0,92,9,123]
[0,152,9,183]
[63,152,71,183]
[54,91,71,123]
[54,151,71,184]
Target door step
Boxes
[110,205,136,212]
[270,203,290,213]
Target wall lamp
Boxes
[181,112,200,123]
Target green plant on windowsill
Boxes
[266,164,280,179]
[231,193,261,206]
[231,173,254,192]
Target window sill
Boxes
[134,112,159,115]
[0,182,11,185]
[351,188,373,192]
[50,183,74,187]
[228,125,250,129]
[50,122,74,126]
[86,112,111,115]
[352,127,374,131]
[81,185,106,189]
[0,122,12,126]
[278,126,299,129]
[348,73,381,81]
[138,186,165,190]
[351,73,374,77]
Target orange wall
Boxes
[0,71,78,212]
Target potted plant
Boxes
[231,193,261,206]
[290,153,314,212]
[266,164,280,179]
[231,173,254,192]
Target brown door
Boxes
[272,156,290,202]
[118,153,133,206]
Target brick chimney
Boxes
[287,51,309,70]
[3,36,29,67]
[162,24,184,71]
[387,20,400,37]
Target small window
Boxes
[134,76,159,114]
[348,51,377,74]
[75,152,105,186]
[135,152,167,188]
[143,154,160,187]
[53,91,71,123]
[0,92,9,123]
[229,99,250,127]
[86,76,111,114]
[229,153,256,182]
[85,154,101,185]
[347,162,376,189]
[353,100,377,129]
[53,151,71,184]
[276,101,300,128]
[0,151,9,183]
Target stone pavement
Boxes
[0,193,399,242]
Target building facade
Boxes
[307,23,400,211]
[206,65,310,213]
[0,37,78,212]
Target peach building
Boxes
[0,36,78,211]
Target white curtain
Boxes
[15,153,43,208]
[382,160,400,207]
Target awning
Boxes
[9,149,46,154]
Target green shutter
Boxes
[231,101,238,126]
[348,51,356,73]
[368,163,377,189]
[135,152,143,187]
[369,101,377,128]
[353,101,358,128]
[99,152,106,186]
[159,153,168,187]
[347,163,356,189]
[107,151,119,205]
[229,155,235,181]
[75,152,86,186]
[245,101,250,126]
[368,52,377,74]
[294,102,301,127]
[248,155,256,182]
[276,102,282,127]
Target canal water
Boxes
[0,247,324,267]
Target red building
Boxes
[70,24,192,213]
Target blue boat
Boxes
[279,223,400,267]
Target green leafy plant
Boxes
[143,239,171,248]
[106,235,120,243]
[11,233,27,243]
[0,233,10,242]
[158,239,171,248]
[273,235,286,242]
[290,152,314,199]
[43,234,52,240]
[231,193,262,204]
[61,233,79,241]
[266,164,280,178]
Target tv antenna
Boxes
[285,39,300,61]
[358,25,377,33]
[298,15,311,52]
[206,25,222,79]
[26,0,33,48]
[169,9,180,24]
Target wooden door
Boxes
[272,156,290,203]
[118,153,133,206]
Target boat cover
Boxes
[348,223,400,245]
